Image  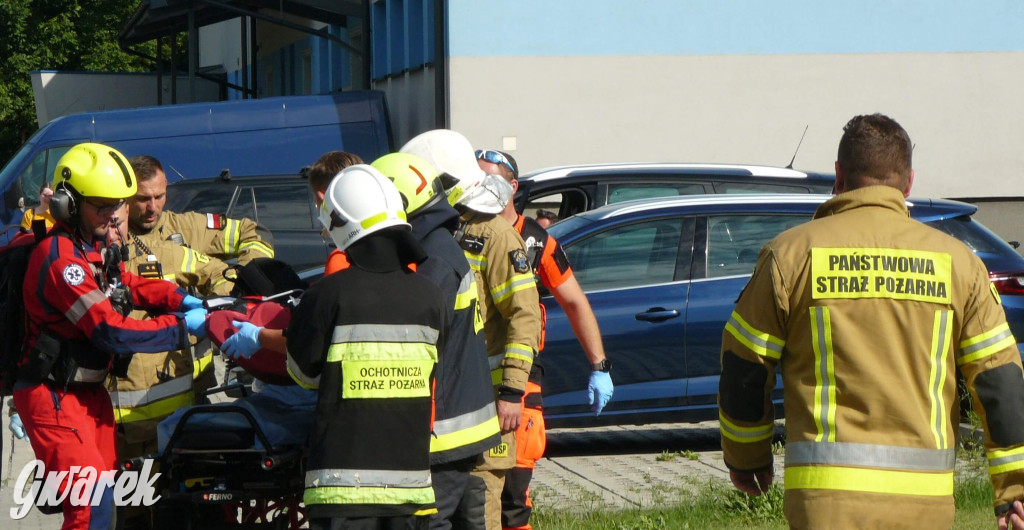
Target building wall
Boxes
[30,71,219,125]
[445,1,1024,202]
[374,69,436,148]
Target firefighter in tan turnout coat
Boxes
[718,114,1024,529]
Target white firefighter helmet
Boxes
[399,129,512,214]
[318,164,410,251]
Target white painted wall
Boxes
[448,52,1024,200]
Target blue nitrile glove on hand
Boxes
[588,371,614,415]
[221,321,262,359]
[180,295,204,311]
[184,308,208,339]
[9,413,26,440]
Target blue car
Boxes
[541,194,1024,428]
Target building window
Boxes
[302,49,313,94]
[265,64,275,97]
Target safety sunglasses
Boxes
[85,198,126,216]
[475,150,516,178]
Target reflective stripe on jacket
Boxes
[285,255,446,518]
[458,213,541,393]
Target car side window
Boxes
[525,189,587,223]
[566,218,682,291]
[606,183,707,204]
[713,182,805,194]
[704,214,809,278]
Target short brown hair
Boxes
[837,114,912,190]
[307,151,364,193]
[128,155,164,182]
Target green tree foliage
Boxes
[0,0,157,163]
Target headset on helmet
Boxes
[398,129,512,215]
[371,153,457,218]
[318,164,410,251]
[50,143,137,221]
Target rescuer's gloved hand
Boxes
[9,413,27,440]
[221,321,262,359]
[179,295,204,312]
[184,308,208,339]
[588,371,614,415]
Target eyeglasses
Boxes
[475,150,516,178]
[84,198,126,216]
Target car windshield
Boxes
[546,213,594,240]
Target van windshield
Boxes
[0,132,40,194]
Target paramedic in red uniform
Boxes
[14,143,207,530]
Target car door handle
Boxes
[635,308,681,322]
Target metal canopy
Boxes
[119,0,363,47]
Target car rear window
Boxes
[925,216,1008,255]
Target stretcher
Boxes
[139,382,316,529]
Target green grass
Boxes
[531,473,997,530]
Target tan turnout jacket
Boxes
[106,235,232,445]
[458,211,542,468]
[719,186,1024,528]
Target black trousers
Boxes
[311,515,431,530]
[430,456,483,530]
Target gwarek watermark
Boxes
[10,460,161,520]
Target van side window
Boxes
[20,145,73,207]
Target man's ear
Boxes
[903,169,914,198]
[315,190,325,207]
[510,179,519,193]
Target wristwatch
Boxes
[592,359,612,372]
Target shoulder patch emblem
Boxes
[137,262,163,279]
[509,249,530,273]
[206,213,225,229]
[62,264,86,286]
[460,234,486,254]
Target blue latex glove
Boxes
[180,295,204,312]
[221,320,262,359]
[184,308,208,339]
[588,371,614,415]
[9,413,26,440]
